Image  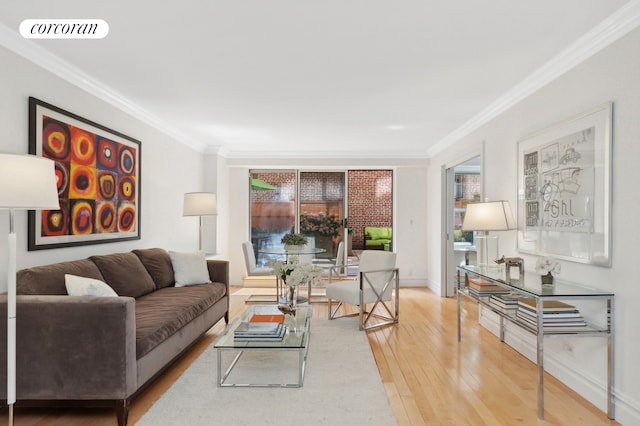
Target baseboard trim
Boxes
[477,306,634,420]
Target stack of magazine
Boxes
[234,313,287,341]
[516,299,587,332]
[489,293,521,315]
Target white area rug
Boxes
[136,318,396,426]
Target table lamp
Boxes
[461,200,515,267]
[183,192,217,251]
[0,153,59,426]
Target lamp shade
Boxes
[183,192,217,216]
[461,200,515,231]
[0,153,59,210]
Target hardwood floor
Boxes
[1,287,618,425]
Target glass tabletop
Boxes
[458,264,613,298]
[258,247,326,255]
[214,304,312,349]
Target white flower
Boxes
[535,257,561,275]
[268,258,322,287]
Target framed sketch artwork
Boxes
[28,97,141,250]
[517,103,612,266]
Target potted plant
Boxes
[281,233,308,252]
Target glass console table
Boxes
[456,265,614,420]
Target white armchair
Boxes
[326,250,399,330]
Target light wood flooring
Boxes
[1,287,619,425]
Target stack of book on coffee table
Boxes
[516,299,587,331]
[234,313,287,341]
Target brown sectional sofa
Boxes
[0,248,229,425]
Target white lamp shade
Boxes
[183,192,217,216]
[461,200,515,231]
[0,153,59,210]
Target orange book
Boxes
[250,314,285,324]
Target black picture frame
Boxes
[28,97,141,250]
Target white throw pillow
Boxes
[65,274,118,297]
[169,250,211,287]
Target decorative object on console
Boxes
[495,256,524,283]
[461,200,516,267]
[183,192,217,251]
[535,257,561,287]
[28,97,141,250]
[0,153,59,426]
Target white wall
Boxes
[222,163,429,287]
[426,27,640,424]
[0,45,206,291]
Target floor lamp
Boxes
[461,200,515,268]
[183,192,217,252]
[0,153,59,426]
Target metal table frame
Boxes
[456,265,614,420]
[214,305,312,388]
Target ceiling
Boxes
[0,1,635,159]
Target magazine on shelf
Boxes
[517,314,587,331]
[517,299,578,313]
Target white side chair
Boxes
[242,241,273,276]
[326,250,399,330]
[315,241,347,279]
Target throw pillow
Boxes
[169,250,211,287]
[90,252,157,298]
[132,248,175,289]
[65,274,118,297]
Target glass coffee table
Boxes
[213,304,312,388]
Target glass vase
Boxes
[287,285,297,307]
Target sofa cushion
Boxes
[169,250,211,287]
[65,274,118,297]
[134,282,226,358]
[133,248,175,289]
[365,226,392,240]
[17,259,105,295]
[90,252,156,298]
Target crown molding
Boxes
[427,0,640,158]
[3,1,639,160]
[0,22,208,153]
[223,148,429,160]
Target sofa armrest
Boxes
[207,260,230,323]
[207,260,229,287]
[0,295,137,400]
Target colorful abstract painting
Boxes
[28,97,141,250]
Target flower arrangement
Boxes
[300,211,341,238]
[535,257,561,276]
[281,233,308,246]
[269,258,322,288]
